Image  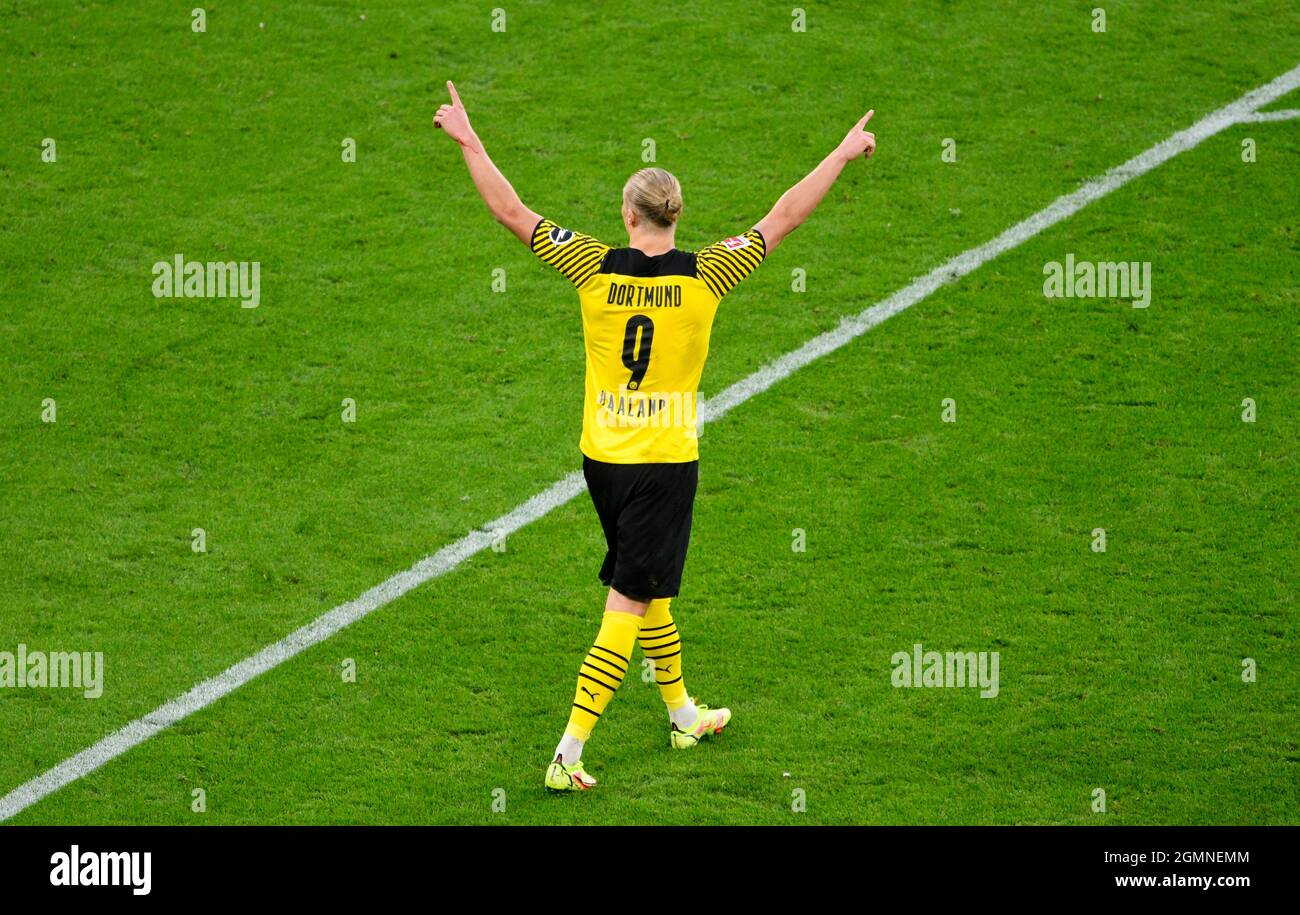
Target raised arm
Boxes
[434,81,540,245]
[754,110,876,254]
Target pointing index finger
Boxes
[857,109,875,128]
[447,80,463,108]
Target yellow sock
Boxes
[637,598,689,710]
[565,610,643,741]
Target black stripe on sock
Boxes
[582,659,624,684]
[591,644,629,666]
[584,654,626,679]
[578,671,618,692]
[638,631,679,647]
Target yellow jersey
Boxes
[531,217,767,464]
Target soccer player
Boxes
[434,81,876,791]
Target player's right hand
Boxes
[433,80,475,146]
[836,109,876,162]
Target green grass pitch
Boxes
[1,0,1297,825]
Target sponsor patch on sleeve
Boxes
[720,235,751,250]
[548,226,575,246]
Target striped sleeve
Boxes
[695,229,767,300]
[530,218,610,289]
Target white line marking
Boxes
[3,62,1298,824]
[1235,108,1300,123]
[704,65,1299,418]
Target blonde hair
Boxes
[623,167,682,228]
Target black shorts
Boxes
[582,456,699,601]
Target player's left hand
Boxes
[434,80,475,146]
[835,109,877,162]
